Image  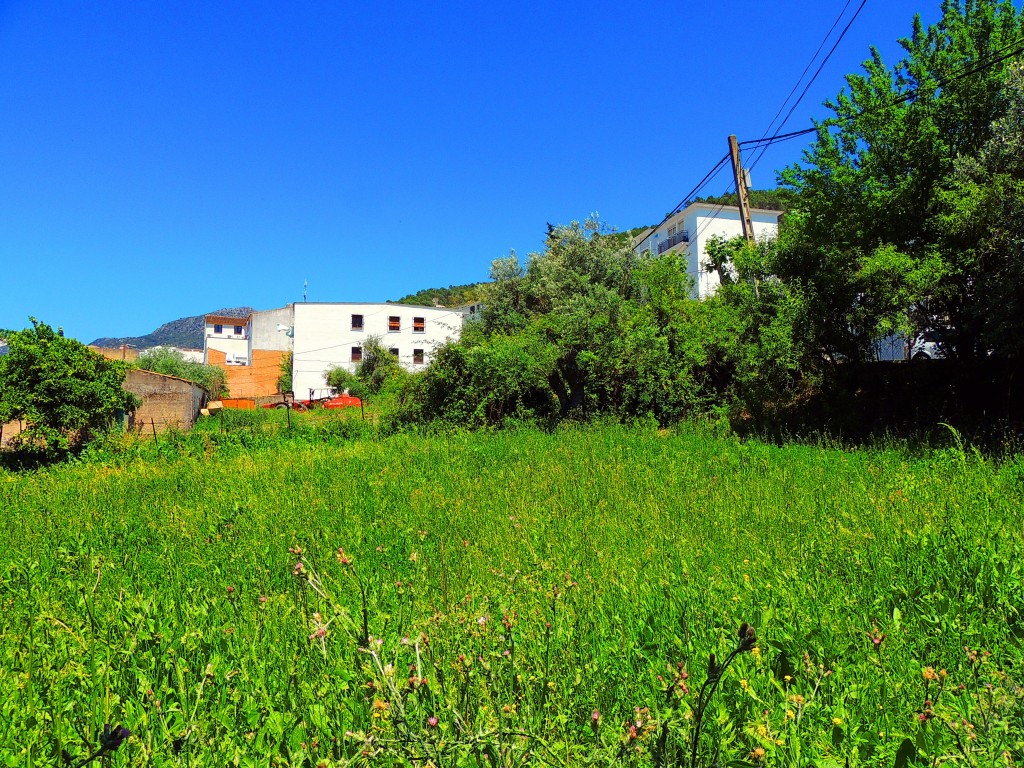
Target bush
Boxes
[0,319,138,461]
[137,348,227,397]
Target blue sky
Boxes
[1,0,945,343]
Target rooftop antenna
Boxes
[303,279,308,303]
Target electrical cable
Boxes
[747,0,861,171]
[748,0,869,171]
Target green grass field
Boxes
[2,417,1023,766]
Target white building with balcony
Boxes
[633,203,782,298]
[203,314,250,365]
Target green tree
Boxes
[326,336,403,397]
[403,218,744,427]
[137,348,228,397]
[277,351,293,393]
[0,319,138,457]
[937,61,1024,357]
[779,0,1024,359]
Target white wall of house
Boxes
[634,203,781,299]
[248,306,294,357]
[142,346,204,363]
[291,303,463,399]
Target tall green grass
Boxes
[1,422,1022,765]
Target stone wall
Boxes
[124,369,206,433]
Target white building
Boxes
[203,314,250,365]
[291,303,464,399]
[633,203,782,298]
[142,346,205,363]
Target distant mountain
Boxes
[89,307,253,350]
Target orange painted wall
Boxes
[207,348,288,398]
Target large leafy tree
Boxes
[406,219,763,427]
[780,0,1024,359]
[0,319,138,456]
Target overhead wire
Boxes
[748,0,870,171]
[740,33,1024,152]
[746,0,861,171]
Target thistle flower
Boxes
[99,724,130,751]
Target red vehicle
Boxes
[261,390,361,411]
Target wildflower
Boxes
[923,667,937,681]
[427,716,438,727]
[99,723,131,752]
[336,548,351,565]
[739,679,749,691]
[750,747,765,762]
[832,717,843,726]
[410,552,418,563]
[226,585,235,595]
[259,595,268,604]
[592,710,600,722]
[293,561,306,577]
[477,615,488,626]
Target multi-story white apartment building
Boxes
[633,203,782,299]
[290,302,463,399]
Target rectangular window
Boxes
[351,314,364,330]
[234,325,243,335]
[351,346,362,363]
[413,317,425,333]
[389,347,399,357]
[388,316,400,332]
[213,324,223,334]
[413,349,424,365]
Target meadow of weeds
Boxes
[1,414,1023,766]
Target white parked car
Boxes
[909,329,950,360]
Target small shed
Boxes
[123,369,208,433]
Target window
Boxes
[351,346,362,363]
[214,324,223,334]
[388,316,400,332]
[234,325,243,336]
[389,347,399,357]
[351,314,364,330]
[413,317,425,333]
[413,349,424,365]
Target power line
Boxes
[747,0,860,171]
[740,34,1024,152]
[749,0,869,171]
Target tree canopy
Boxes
[0,319,138,456]
[778,0,1024,359]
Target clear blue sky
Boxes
[1,0,945,343]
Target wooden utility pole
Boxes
[728,135,755,244]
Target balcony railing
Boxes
[657,230,690,254]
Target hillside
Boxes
[391,283,484,307]
[89,307,253,350]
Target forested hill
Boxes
[391,284,485,307]
[89,307,253,349]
